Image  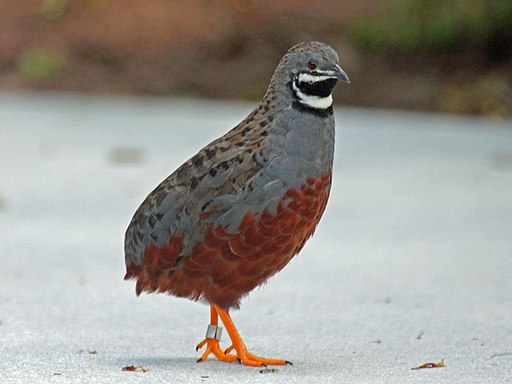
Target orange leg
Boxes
[197,304,291,367]
[195,305,238,363]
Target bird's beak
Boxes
[334,64,350,83]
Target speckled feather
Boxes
[124,42,344,308]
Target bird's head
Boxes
[271,41,349,111]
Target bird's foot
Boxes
[197,306,291,367]
[215,305,290,367]
[196,337,238,363]
[196,323,238,363]
[223,344,291,367]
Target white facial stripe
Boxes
[315,69,337,75]
[298,73,335,83]
[292,81,333,109]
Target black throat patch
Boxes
[294,76,338,98]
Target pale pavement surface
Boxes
[1,92,511,383]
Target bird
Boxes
[124,41,349,366]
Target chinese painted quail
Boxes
[124,41,349,366]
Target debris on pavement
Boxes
[411,359,445,370]
[260,368,279,374]
[122,365,149,373]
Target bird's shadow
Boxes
[115,355,253,372]
[115,355,195,368]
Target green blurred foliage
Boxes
[17,47,63,81]
[349,0,512,60]
[42,0,72,20]
[42,0,93,20]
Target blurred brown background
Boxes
[1,0,511,117]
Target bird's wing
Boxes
[124,115,277,268]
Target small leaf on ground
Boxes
[411,359,445,370]
[122,365,149,373]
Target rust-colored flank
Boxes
[125,172,331,309]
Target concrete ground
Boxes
[0,92,511,383]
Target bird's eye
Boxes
[307,60,317,70]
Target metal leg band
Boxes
[205,324,223,341]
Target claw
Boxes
[196,338,207,352]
